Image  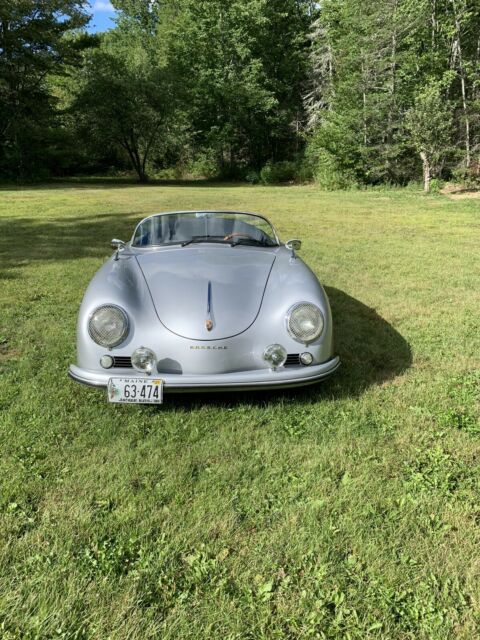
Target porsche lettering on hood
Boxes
[136,247,276,340]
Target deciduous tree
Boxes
[405,83,453,191]
[0,0,90,177]
[74,30,176,182]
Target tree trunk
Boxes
[361,58,368,145]
[121,135,148,183]
[430,0,437,48]
[452,0,471,168]
[137,168,148,183]
[420,151,430,192]
[387,0,398,161]
[459,70,470,167]
[475,34,480,102]
[140,124,161,182]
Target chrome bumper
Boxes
[68,356,340,392]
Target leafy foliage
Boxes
[1,0,480,185]
[0,0,90,178]
[72,29,182,182]
[405,83,453,191]
[305,0,480,190]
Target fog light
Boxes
[100,355,114,369]
[263,344,287,369]
[300,352,314,366]
[131,347,156,374]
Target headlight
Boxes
[286,302,324,344]
[88,305,129,347]
[263,343,287,369]
[131,347,156,374]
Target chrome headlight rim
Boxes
[88,304,129,348]
[285,301,325,345]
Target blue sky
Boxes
[87,0,117,33]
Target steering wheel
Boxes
[223,232,257,242]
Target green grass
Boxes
[0,183,479,639]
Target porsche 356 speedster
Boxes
[69,211,340,403]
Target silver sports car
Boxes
[69,211,340,403]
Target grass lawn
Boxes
[0,182,479,639]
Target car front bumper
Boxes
[68,356,340,392]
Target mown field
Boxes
[0,182,479,639]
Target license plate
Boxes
[107,378,164,404]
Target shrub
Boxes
[152,167,178,180]
[245,170,260,184]
[260,160,297,184]
[428,178,444,193]
[295,160,314,183]
[313,149,358,190]
[451,163,480,189]
[186,152,219,179]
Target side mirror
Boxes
[285,238,302,259]
[111,238,125,261]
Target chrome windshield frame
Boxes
[130,210,281,248]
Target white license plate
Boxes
[107,378,164,404]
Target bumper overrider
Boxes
[69,356,340,392]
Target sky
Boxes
[87,0,117,33]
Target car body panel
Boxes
[70,211,339,394]
[69,356,340,391]
[136,246,276,340]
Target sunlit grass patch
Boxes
[0,183,479,638]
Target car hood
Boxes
[135,246,276,340]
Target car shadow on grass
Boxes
[315,286,412,399]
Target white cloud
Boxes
[92,0,115,11]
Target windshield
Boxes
[132,212,279,248]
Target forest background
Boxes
[1,0,480,192]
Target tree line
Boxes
[1,0,479,190]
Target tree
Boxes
[3,0,479,186]
[114,0,315,176]
[74,30,176,182]
[304,0,480,188]
[0,0,90,178]
[305,0,424,186]
[405,83,453,192]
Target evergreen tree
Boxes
[305,0,480,187]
